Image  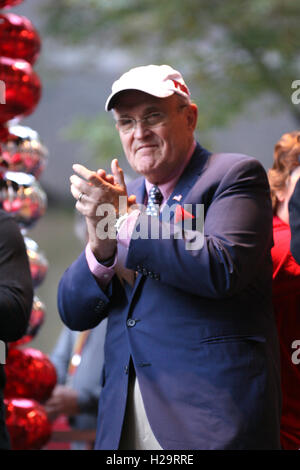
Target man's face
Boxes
[113,91,197,184]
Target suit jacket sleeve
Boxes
[289,178,300,264]
[126,158,273,298]
[0,212,33,342]
[58,251,111,331]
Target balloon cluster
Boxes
[0,0,56,450]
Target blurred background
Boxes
[8,0,299,353]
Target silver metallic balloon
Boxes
[24,236,48,288]
[1,125,48,178]
[9,295,46,347]
[0,171,47,229]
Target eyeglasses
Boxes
[116,111,167,134]
[115,105,188,134]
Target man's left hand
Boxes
[70,158,128,217]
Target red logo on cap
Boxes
[172,80,189,96]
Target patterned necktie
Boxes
[146,185,163,216]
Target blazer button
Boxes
[127,319,136,327]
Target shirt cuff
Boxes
[117,209,141,249]
[85,243,117,289]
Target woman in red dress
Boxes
[268,131,300,450]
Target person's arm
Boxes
[50,327,76,384]
[289,178,300,264]
[85,243,116,288]
[58,250,112,331]
[126,158,273,298]
[0,212,33,342]
[58,159,136,331]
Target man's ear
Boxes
[186,103,198,131]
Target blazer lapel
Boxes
[160,142,211,223]
[130,177,146,206]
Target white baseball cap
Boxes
[105,64,190,111]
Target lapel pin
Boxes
[175,205,195,224]
[173,194,182,202]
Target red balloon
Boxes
[0,14,41,65]
[5,398,51,450]
[4,348,57,402]
[0,0,23,7]
[0,57,41,124]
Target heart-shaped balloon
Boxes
[4,348,57,402]
[5,398,52,450]
[0,172,47,229]
[0,125,48,178]
[0,57,41,123]
[24,237,49,288]
[9,296,46,347]
[0,13,41,64]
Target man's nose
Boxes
[133,121,152,138]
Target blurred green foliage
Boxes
[61,114,123,167]
[41,0,300,162]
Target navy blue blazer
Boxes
[58,143,281,450]
[289,178,300,264]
